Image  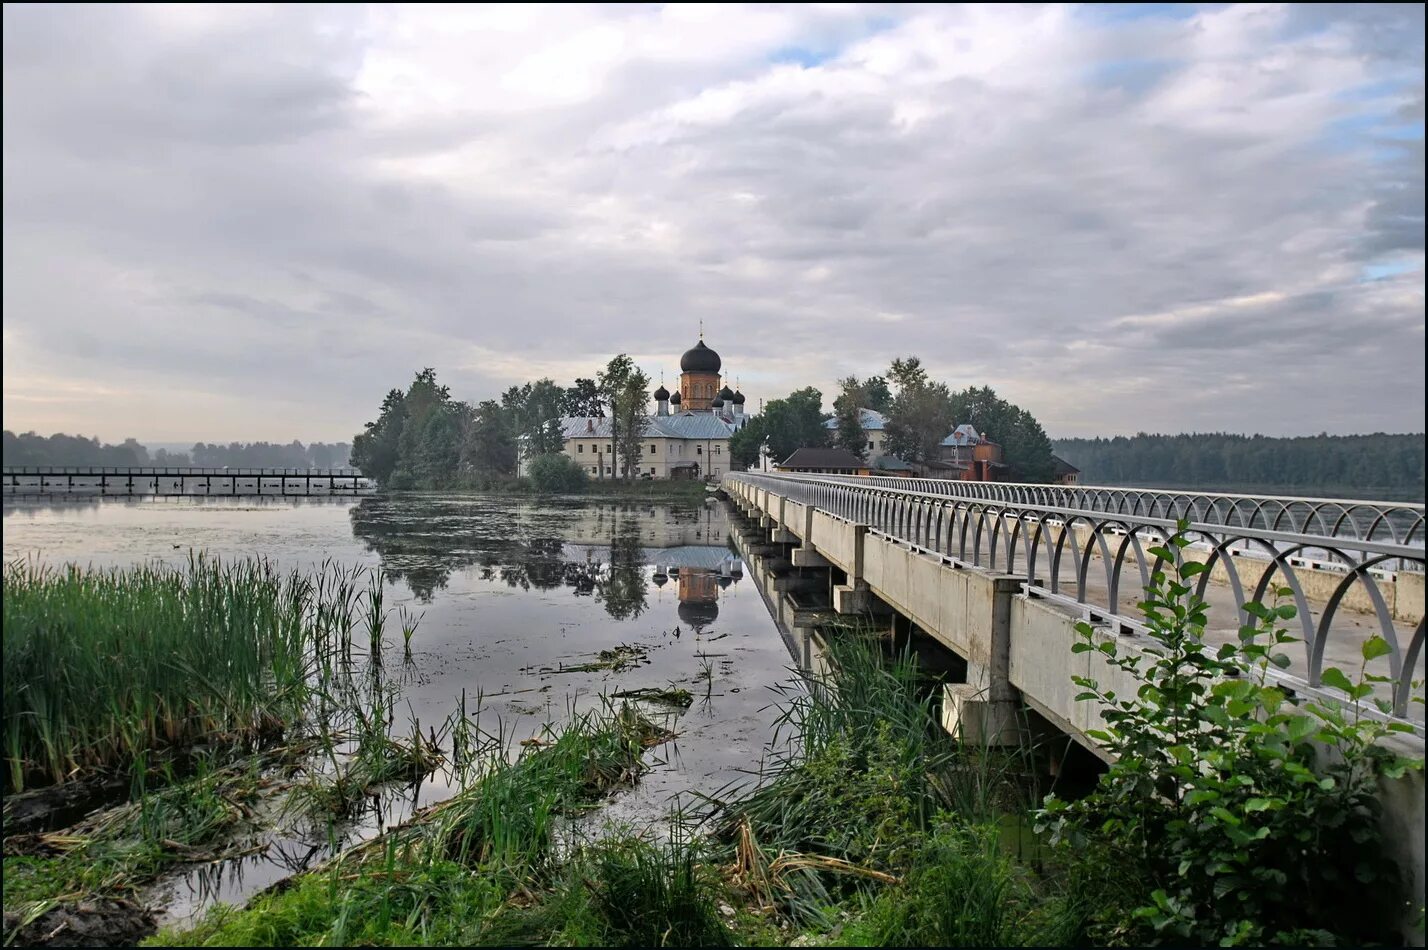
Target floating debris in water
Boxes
[610,686,694,709]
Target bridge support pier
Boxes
[834,524,871,614]
[942,683,1023,746]
[943,576,1025,745]
[792,547,830,568]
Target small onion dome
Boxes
[718,384,735,401]
[680,339,722,373]
[732,390,746,405]
[711,397,725,409]
[653,384,670,401]
[669,391,681,405]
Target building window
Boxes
[868,440,874,450]
[577,444,584,453]
[714,445,721,454]
[590,466,597,474]
[696,445,703,455]
[648,444,656,455]
[648,467,655,475]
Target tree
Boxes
[351,388,407,485]
[503,378,567,460]
[597,355,651,481]
[462,400,517,478]
[833,376,870,461]
[864,375,893,414]
[562,378,604,417]
[884,357,955,465]
[760,387,830,465]
[527,453,589,493]
[730,416,769,470]
[946,385,1054,482]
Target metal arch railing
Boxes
[726,472,1426,721]
[774,473,1426,545]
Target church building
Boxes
[546,337,749,480]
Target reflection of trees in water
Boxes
[347,497,647,619]
[599,517,647,620]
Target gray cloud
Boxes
[2,3,1423,442]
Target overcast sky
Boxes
[3,3,1423,443]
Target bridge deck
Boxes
[728,472,1425,727]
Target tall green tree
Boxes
[833,376,871,461]
[864,375,893,414]
[350,387,408,485]
[730,416,768,470]
[503,378,567,460]
[462,400,517,478]
[760,387,830,465]
[947,385,1054,482]
[597,355,651,481]
[884,357,956,465]
[562,378,604,417]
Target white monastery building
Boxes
[544,337,748,480]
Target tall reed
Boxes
[1,555,376,792]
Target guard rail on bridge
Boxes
[726,472,1426,721]
[783,473,1425,545]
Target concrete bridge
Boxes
[2,466,375,497]
[723,471,1425,918]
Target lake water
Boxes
[2,493,798,920]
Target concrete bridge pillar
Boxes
[834,524,872,613]
[942,575,1024,745]
[792,505,830,567]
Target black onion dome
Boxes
[718,384,735,401]
[653,384,670,401]
[669,391,681,405]
[732,390,746,405]
[711,397,725,408]
[677,600,719,629]
[680,340,722,373]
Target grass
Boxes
[152,704,672,947]
[480,830,737,947]
[2,555,382,794]
[4,756,268,945]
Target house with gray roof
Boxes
[822,407,891,462]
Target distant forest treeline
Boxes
[2,431,351,469]
[1053,433,1426,497]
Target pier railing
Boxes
[726,472,1426,720]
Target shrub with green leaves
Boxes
[526,453,590,493]
[1036,526,1421,946]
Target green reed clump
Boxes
[157,706,671,948]
[715,633,955,872]
[1,555,370,792]
[434,703,668,872]
[845,820,1087,947]
[480,830,736,948]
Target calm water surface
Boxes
[2,493,797,920]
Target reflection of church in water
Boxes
[652,547,744,633]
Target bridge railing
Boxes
[726,472,1426,721]
[2,466,365,477]
[776,473,1425,545]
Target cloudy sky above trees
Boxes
[3,3,1423,442]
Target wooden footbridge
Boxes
[2,467,375,497]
